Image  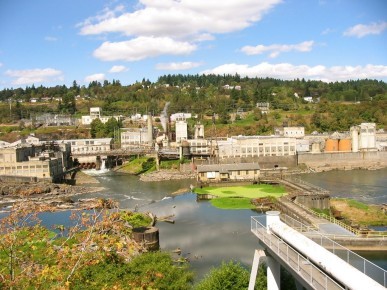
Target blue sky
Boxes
[0,0,386,89]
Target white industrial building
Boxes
[121,128,152,148]
[275,127,305,138]
[81,107,123,125]
[175,118,188,142]
[350,123,376,152]
[217,136,297,158]
[60,138,113,154]
[170,112,192,122]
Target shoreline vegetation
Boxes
[1,164,386,227]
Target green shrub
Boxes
[195,261,253,290]
[141,157,156,173]
[119,211,152,228]
[74,252,193,289]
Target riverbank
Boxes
[139,170,195,182]
[0,171,106,212]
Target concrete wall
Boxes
[295,195,330,210]
[217,155,297,169]
[298,151,387,170]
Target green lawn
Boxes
[210,197,256,210]
[195,184,286,209]
[195,184,286,198]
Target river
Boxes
[72,168,387,280]
[3,168,383,281]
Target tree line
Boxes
[0,75,386,133]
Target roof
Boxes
[197,163,260,173]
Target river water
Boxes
[73,168,387,280]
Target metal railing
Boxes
[283,176,330,195]
[278,215,387,287]
[251,216,344,290]
[292,198,387,238]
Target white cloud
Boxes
[84,73,106,83]
[79,1,282,62]
[241,41,314,58]
[321,28,335,35]
[344,21,387,38]
[201,62,387,82]
[156,61,203,71]
[44,36,58,42]
[93,36,196,61]
[5,68,63,86]
[108,65,128,73]
[0,62,3,67]
[79,0,282,39]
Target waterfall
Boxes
[100,159,106,170]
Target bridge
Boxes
[249,211,386,290]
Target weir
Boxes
[249,211,386,290]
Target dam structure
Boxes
[249,211,386,290]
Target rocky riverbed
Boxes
[0,172,107,212]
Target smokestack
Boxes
[160,102,170,133]
[147,114,153,146]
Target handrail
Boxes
[283,176,329,194]
[251,216,344,290]
[276,215,387,287]
[291,199,387,238]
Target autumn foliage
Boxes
[0,201,193,289]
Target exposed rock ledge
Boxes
[140,170,195,182]
[0,181,105,212]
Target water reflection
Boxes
[298,168,387,204]
[141,194,260,279]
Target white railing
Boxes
[276,215,387,287]
[251,216,344,290]
[291,198,387,238]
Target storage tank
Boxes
[338,139,351,152]
[324,139,338,152]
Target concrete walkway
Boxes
[318,222,356,236]
[278,197,356,236]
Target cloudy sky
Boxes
[0,0,386,89]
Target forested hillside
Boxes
[0,75,386,136]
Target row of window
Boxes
[200,170,259,177]
[72,146,110,152]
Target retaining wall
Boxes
[298,151,387,170]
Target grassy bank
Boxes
[195,184,286,209]
[330,198,387,227]
[117,157,156,175]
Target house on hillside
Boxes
[196,163,260,183]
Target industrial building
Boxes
[175,118,188,142]
[81,107,123,125]
[0,142,71,182]
[275,127,305,138]
[121,128,153,148]
[350,123,377,152]
[196,163,260,183]
[217,136,297,158]
[60,138,113,154]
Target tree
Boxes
[90,118,105,138]
[60,92,76,114]
[104,117,119,138]
[195,261,263,290]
